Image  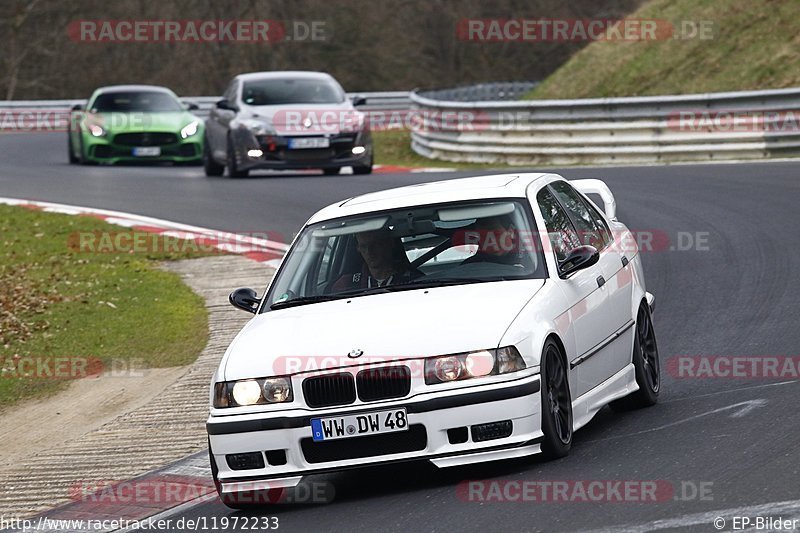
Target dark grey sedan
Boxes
[204,71,373,177]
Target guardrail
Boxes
[409,87,800,165]
[0,91,410,123]
[419,82,538,102]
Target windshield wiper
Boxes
[269,294,341,310]
[269,287,391,310]
[401,277,503,289]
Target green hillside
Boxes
[528,0,800,98]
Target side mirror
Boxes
[185,101,200,111]
[351,95,367,107]
[216,99,237,112]
[229,287,260,313]
[559,245,599,278]
[71,103,84,111]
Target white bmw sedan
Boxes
[207,173,660,508]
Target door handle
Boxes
[596,276,606,288]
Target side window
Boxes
[583,198,613,247]
[537,187,581,262]
[549,181,609,251]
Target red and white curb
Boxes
[0,198,284,530]
[14,454,216,532]
[0,197,288,268]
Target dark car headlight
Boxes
[424,346,526,385]
[214,376,293,407]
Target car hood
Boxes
[222,279,545,381]
[242,102,357,135]
[87,111,196,133]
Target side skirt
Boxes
[572,363,638,432]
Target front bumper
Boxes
[232,128,373,171]
[207,373,542,493]
[83,132,202,164]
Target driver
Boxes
[461,215,529,267]
[331,229,422,291]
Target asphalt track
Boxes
[3,132,800,532]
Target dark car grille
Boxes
[302,366,412,408]
[301,424,427,464]
[114,132,178,146]
[302,373,356,408]
[281,148,335,161]
[356,367,411,402]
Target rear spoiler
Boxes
[571,179,617,221]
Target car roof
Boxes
[234,71,335,82]
[306,172,561,224]
[94,85,175,94]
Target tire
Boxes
[226,136,249,178]
[67,130,78,164]
[353,154,373,175]
[77,135,91,165]
[203,136,224,176]
[611,303,660,411]
[540,339,572,459]
[209,441,271,510]
[323,167,340,176]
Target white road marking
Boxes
[589,399,769,443]
[662,380,798,404]
[581,499,800,533]
[729,398,768,418]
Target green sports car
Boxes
[68,85,204,165]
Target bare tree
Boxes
[0,0,644,98]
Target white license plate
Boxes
[311,408,408,442]
[132,146,161,157]
[288,137,329,149]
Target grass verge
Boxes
[0,205,215,407]
[526,0,800,99]
[373,129,512,170]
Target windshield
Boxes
[91,91,183,112]
[264,199,546,310]
[241,78,345,105]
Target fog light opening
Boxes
[265,449,288,466]
[226,452,266,471]
[247,149,263,158]
[447,427,469,445]
[471,420,513,442]
[351,146,366,155]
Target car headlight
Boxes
[214,376,293,408]
[180,120,200,139]
[263,377,292,402]
[87,123,105,137]
[424,346,526,385]
[240,119,272,136]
